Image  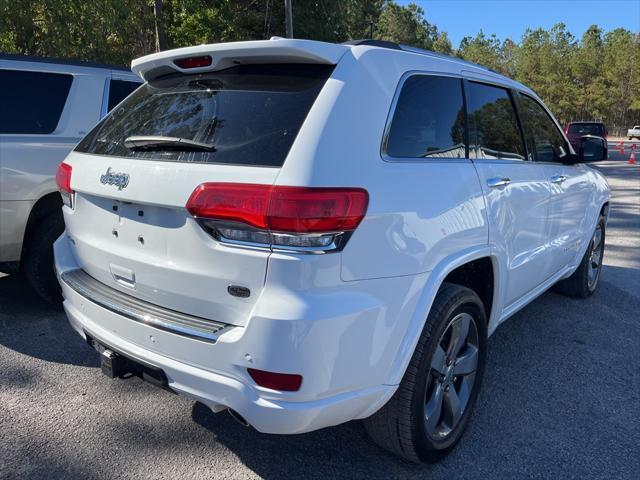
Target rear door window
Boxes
[384,75,466,159]
[76,64,333,167]
[516,94,569,162]
[0,69,72,134]
[108,79,141,112]
[467,82,526,160]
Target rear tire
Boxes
[364,283,487,463]
[553,216,605,298]
[22,213,64,304]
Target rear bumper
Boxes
[62,295,392,434]
[54,233,401,434]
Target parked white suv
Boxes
[54,39,610,462]
[0,54,140,301]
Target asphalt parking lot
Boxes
[1,149,638,479]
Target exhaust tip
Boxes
[228,409,250,427]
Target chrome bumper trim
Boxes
[61,269,229,342]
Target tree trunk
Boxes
[153,0,168,52]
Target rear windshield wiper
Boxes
[124,136,216,152]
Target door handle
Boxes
[550,175,568,184]
[487,177,511,188]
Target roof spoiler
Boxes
[131,38,349,81]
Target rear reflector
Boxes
[56,162,73,208]
[186,183,368,233]
[247,368,302,391]
[173,55,213,69]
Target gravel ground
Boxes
[1,152,638,479]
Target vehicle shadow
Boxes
[0,273,98,368]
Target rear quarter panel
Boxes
[276,48,488,281]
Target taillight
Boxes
[247,368,302,391]
[56,162,73,208]
[186,183,368,252]
[173,55,213,69]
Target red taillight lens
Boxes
[56,162,74,208]
[247,368,302,391]
[186,183,368,233]
[268,187,369,233]
[187,183,271,229]
[56,162,73,193]
[173,55,213,69]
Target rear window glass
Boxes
[384,75,466,159]
[0,69,72,134]
[568,123,604,135]
[76,64,333,167]
[108,79,141,112]
[467,82,525,160]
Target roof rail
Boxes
[0,52,132,72]
[342,39,401,50]
[343,39,496,73]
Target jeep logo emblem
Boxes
[100,167,130,190]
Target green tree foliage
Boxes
[432,31,453,55]
[601,28,640,133]
[1,1,638,131]
[375,2,437,49]
[516,24,578,124]
[458,31,503,72]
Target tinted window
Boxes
[108,80,140,112]
[76,64,332,167]
[517,94,569,162]
[467,82,525,160]
[0,69,72,134]
[385,75,466,158]
[568,123,604,136]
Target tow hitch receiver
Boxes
[100,348,126,378]
[86,334,171,390]
[88,337,129,378]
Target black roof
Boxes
[0,52,132,72]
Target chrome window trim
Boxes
[379,69,546,165]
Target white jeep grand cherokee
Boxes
[54,38,610,463]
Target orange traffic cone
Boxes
[629,148,636,165]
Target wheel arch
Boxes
[383,245,499,387]
[21,191,63,263]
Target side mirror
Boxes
[579,135,607,162]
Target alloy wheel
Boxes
[424,312,479,440]
[588,224,603,290]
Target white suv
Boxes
[0,54,140,301]
[53,39,610,463]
